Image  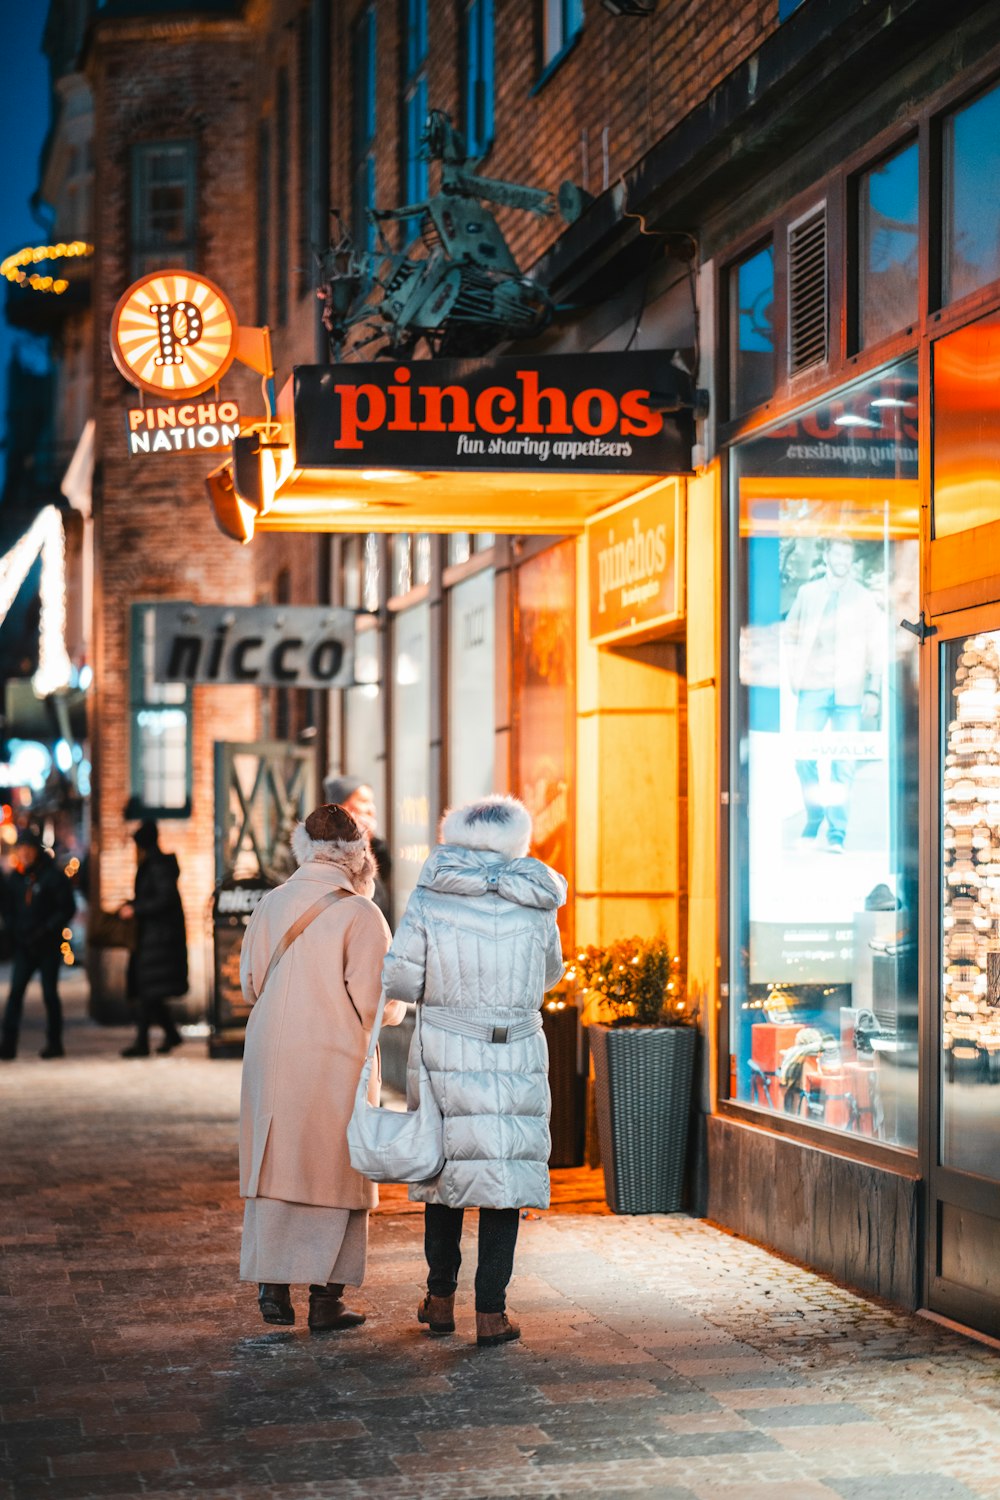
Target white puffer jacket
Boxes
[382,830,566,1210]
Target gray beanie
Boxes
[322,772,365,805]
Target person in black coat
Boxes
[120,820,188,1058]
[0,830,77,1060]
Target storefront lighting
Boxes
[361,469,416,483]
[833,414,880,428]
[0,506,72,697]
[0,239,92,293]
[869,398,914,409]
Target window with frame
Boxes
[856,140,919,350]
[542,0,583,72]
[352,4,377,255]
[728,242,775,418]
[128,605,191,819]
[257,120,271,325]
[464,0,494,159]
[130,141,196,279]
[275,69,290,327]
[942,76,1000,307]
[402,0,428,240]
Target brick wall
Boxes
[88,14,261,1002]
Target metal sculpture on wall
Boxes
[316,111,586,360]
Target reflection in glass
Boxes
[932,308,1000,540]
[362,533,380,613]
[730,360,920,1147]
[345,621,384,833]
[448,569,495,806]
[391,603,431,923]
[729,244,775,417]
[941,632,1000,1177]
[859,142,918,348]
[944,79,1000,305]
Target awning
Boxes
[208,352,694,541]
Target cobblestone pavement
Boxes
[3,978,1000,1499]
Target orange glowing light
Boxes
[110,270,238,399]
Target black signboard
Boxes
[293,352,694,475]
[210,872,275,1057]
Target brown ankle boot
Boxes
[307,1282,365,1331]
[417,1292,456,1335]
[258,1283,294,1326]
[476,1311,520,1347]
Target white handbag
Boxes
[347,993,445,1184]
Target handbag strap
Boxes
[256,888,343,1002]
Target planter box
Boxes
[590,1023,696,1214]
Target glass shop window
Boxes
[391,601,431,922]
[392,535,413,598]
[362,532,381,612]
[402,0,428,235]
[345,619,385,838]
[542,0,583,70]
[352,4,377,255]
[943,77,1000,306]
[130,141,196,279]
[448,534,472,567]
[128,604,191,819]
[464,0,495,159]
[857,141,919,348]
[448,568,495,805]
[729,359,920,1149]
[728,243,775,418]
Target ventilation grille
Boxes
[788,206,828,374]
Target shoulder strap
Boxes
[256,888,343,1002]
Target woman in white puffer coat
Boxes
[381,794,566,1347]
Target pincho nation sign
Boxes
[151,603,355,690]
[293,352,693,474]
[126,398,241,456]
[110,270,238,399]
[586,482,684,645]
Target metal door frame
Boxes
[924,601,1000,1335]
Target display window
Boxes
[729,359,920,1147]
[391,601,431,923]
[448,568,495,807]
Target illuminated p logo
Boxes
[151,300,204,367]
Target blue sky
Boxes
[0,8,52,493]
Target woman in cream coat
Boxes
[239,803,404,1331]
[383,794,566,1347]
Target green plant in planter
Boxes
[578,935,699,1214]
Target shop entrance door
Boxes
[213,740,315,881]
[927,605,1000,1336]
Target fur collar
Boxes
[290,823,376,898]
[439,794,532,860]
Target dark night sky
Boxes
[0,8,52,493]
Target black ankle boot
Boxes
[258,1283,294,1325]
[308,1282,365,1331]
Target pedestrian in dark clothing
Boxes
[120,821,188,1058]
[323,774,393,924]
[0,831,77,1060]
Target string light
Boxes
[0,507,73,697]
[0,241,92,294]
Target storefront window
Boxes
[932,307,1000,540]
[391,602,431,922]
[943,77,1000,306]
[448,569,495,806]
[515,542,575,943]
[362,533,380,613]
[941,632,1000,1174]
[729,243,775,417]
[730,360,920,1148]
[448,534,472,566]
[344,620,384,830]
[858,141,919,348]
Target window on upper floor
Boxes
[402,0,429,240]
[464,0,494,159]
[130,141,196,279]
[352,3,378,255]
[727,242,775,418]
[942,76,1000,307]
[276,69,290,326]
[856,140,919,350]
[542,0,583,72]
[256,120,271,325]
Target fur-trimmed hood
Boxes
[290,823,377,898]
[439,794,532,860]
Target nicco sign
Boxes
[586,482,684,645]
[110,270,238,399]
[293,353,694,474]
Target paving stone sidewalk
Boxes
[2,978,1000,1499]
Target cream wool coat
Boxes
[239,856,404,1212]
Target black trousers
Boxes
[1,948,63,1052]
[424,1203,520,1314]
[132,994,181,1048]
